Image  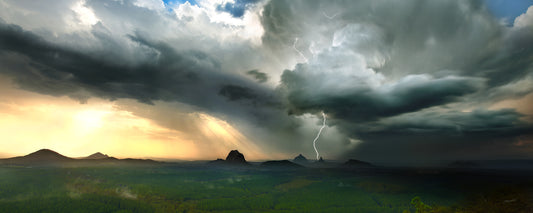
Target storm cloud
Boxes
[246,69,268,83]
[0,0,532,164]
[267,0,533,163]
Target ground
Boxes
[0,164,532,212]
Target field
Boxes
[1,164,532,212]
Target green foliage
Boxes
[357,181,407,193]
[0,195,153,213]
[411,196,432,213]
[0,166,489,212]
[403,196,457,213]
[456,186,533,213]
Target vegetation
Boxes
[0,165,531,212]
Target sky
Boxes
[0,0,532,165]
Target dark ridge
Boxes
[25,149,71,159]
[344,159,375,167]
[293,154,309,164]
[20,149,73,161]
[0,149,73,165]
[308,157,338,168]
[85,156,119,163]
[448,160,479,168]
[121,158,158,163]
[479,159,533,170]
[208,158,225,164]
[0,149,159,166]
[225,150,247,164]
[85,152,109,160]
[207,151,251,167]
[261,160,303,168]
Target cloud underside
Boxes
[0,0,532,163]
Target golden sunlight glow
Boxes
[490,93,533,122]
[0,76,267,160]
[196,113,267,160]
[73,110,110,135]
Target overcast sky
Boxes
[0,0,532,165]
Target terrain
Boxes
[1,149,533,212]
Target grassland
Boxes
[0,164,532,212]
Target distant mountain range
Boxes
[293,154,309,164]
[447,160,533,170]
[289,153,375,168]
[4,149,529,170]
[208,151,376,169]
[0,149,155,166]
[261,160,303,168]
[83,152,111,160]
[1,149,73,164]
[344,159,375,168]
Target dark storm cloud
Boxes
[262,0,533,163]
[246,69,268,83]
[219,85,256,101]
[0,21,281,115]
[341,109,533,164]
[216,0,261,18]
[261,0,533,84]
[0,20,311,156]
[0,0,532,164]
[281,69,484,121]
[0,22,211,104]
[474,25,533,87]
[362,109,528,134]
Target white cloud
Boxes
[171,0,264,45]
[134,0,165,11]
[72,0,100,26]
[514,5,533,28]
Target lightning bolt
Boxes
[313,111,327,160]
[322,11,340,19]
[293,37,308,63]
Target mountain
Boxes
[0,149,157,166]
[261,160,303,168]
[84,152,110,160]
[208,150,249,166]
[0,149,73,165]
[208,158,225,164]
[343,159,374,167]
[308,157,338,168]
[293,154,309,164]
[225,150,247,164]
[25,149,72,160]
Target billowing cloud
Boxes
[338,108,533,165]
[269,0,533,163]
[246,69,268,83]
[217,0,261,18]
[0,0,532,164]
[514,5,533,28]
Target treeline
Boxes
[0,195,153,213]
